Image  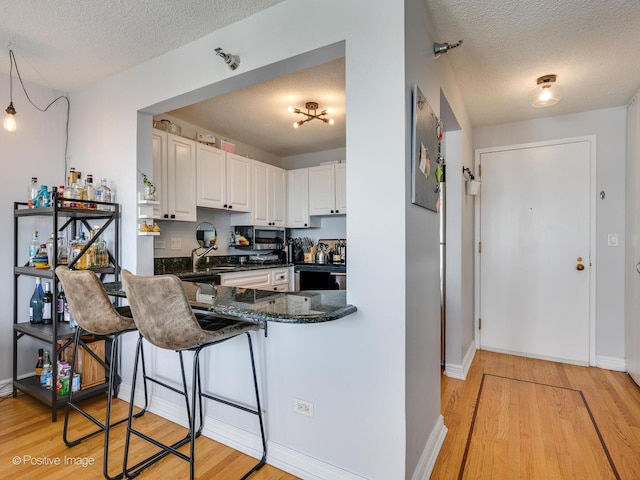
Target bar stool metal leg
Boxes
[63,327,149,480]
[123,333,266,480]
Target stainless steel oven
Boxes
[295,269,346,291]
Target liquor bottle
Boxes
[57,286,66,322]
[340,240,346,265]
[40,351,52,389]
[35,348,44,380]
[73,233,89,269]
[85,174,96,209]
[42,282,53,324]
[57,232,68,265]
[96,177,112,211]
[29,278,45,324]
[28,231,40,267]
[93,225,108,267]
[27,177,39,208]
[46,232,55,270]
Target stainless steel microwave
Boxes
[231,225,286,250]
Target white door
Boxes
[478,139,593,364]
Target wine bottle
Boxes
[29,278,44,324]
[57,286,66,322]
[42,282,53,324]
[35,348,44,380]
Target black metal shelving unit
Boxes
[12,199,120,421]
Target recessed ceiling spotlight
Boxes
[528,74,563,107]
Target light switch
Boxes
[170,237,182,250]
[607,233,618,247]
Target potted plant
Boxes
[138,170,156,200]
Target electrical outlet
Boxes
[155,240,166,249]
[170,237,182,250]
[293,398,314,417]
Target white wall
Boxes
[67,1,411,478]
[404,0,474,476]
[473,107,627,364]
[0,73,69,388]
[280,147,346,169]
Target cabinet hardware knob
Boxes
[229,205,233,209]
[330,210,334,213]
[163,214,168,218]
[336,210,339,213]
[223,204,227,208]
[304,223,308,227]
[170,214,175,219]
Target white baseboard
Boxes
[410,415,448,480]
[118,382,368,480]
[596,356,626,372]
[1,372,39,397]
[445,342,476,380]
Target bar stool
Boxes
[55,266,149,480]
[120,269,267,480]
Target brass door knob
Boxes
[576,263,585,271]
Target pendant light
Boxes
[3,50,16,132]
[528,74,563,108]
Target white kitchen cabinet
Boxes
[195,143,251,213]
[251,160,286,226]
[626,91,640,387]
[219,266,293,292]
[308,161,346,216]
[152,129,196,221]
[286,168,319,228]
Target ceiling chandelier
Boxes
[288,101,334,128]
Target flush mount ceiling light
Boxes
[214,47,240,70]
[528,74,563,108]
[288,101,334,128]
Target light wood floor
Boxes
[0,392,299,480]
[431,350,640,479]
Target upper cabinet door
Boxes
[196,143,226,209]
[270,165,287,227]
[167,133,197,221]
[287,168,309,228]
[308,164,336,215]
[334,162,347,214]
[226,152,252,212]
[152,129,168,219]
[251,160,270,225]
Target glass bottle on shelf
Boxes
[42,282,53,325]
[35,348,44,380]
[93,225,108,268]
[96,177,112,211]
[27,177,39,208]
[73,232,89,269]
[57,285,67,322]
[57,232,68,265]
[85,174,96,209]
[29,277,44,324]
[40,351,52,389]
[46,232,55,270]
[28,230,39,267]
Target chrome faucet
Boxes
[192,243,218,271]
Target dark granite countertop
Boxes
[104,281,356,324]
[293,262,346,273]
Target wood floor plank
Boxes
[0,393,298,480]
[432,351,640,480]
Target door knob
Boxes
[576,263,585,271]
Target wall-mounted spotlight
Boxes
[434,40,463,58]
[214,47,240,70]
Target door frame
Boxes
[473,136,597,366]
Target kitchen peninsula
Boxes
[104,280,356,325]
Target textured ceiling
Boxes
[2,0,639,155]
[166,58,346,157]
[426,0,640,126]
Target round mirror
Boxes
[195,222,217,248]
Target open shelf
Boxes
[14,375,109,408]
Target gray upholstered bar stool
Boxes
[120,269,266,480]
[55,266,149,480]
